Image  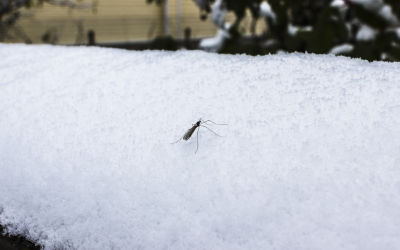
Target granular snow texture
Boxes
[1,44,400,250]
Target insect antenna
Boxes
[200,119,228,126]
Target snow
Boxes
[287,24,299,36]
[1,44,400,250]
[199,27,230,52]
[342,0,398,26]
[350,0,385,10]
[356,24,377,41]
[331,0,346,7]
[287,24,312,36]
[259,2,276,21]
[328,44,354,55]
[378,5,399,26]
[210,0,227,29]
[198,0,229,52]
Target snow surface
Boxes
[1,44,400,250]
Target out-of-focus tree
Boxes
[336,0,400,61]
[231,0,400,61]
[264,0,346,55]
[0,0,96,43]
[148,0,400,61]
[216,0,400,61]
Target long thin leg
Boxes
[171,136,184,144]
[200,119,228,126]
[195,127,200,154]
[200,125,223,137]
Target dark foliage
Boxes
[146,36,178,51]
[174,0,400,61]
[0,225,41,250]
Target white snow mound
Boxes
[1,44,400,250]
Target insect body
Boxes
[172,118,227,153]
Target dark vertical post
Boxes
[184,27,191,50]
[87,30,95,46]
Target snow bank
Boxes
[1,44,400,250]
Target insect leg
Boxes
[195,126,200,154]
[171,136,184,144]
[200,125,223,137]
[200,119,228,126]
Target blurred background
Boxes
[1,0,400,61]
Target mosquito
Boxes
[171,118,228,153]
